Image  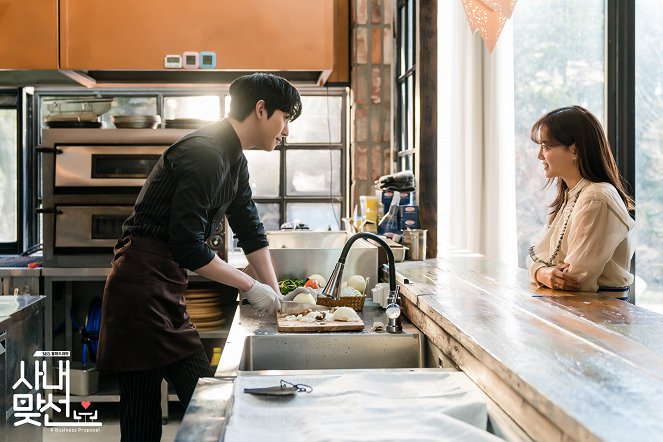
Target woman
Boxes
[526,105,635,299]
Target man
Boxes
[96,73,302,441]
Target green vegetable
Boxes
[278,278,306,295]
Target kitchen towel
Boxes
[222,371,502,442]
[376,171,415,191]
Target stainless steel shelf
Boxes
[199,330,229,339]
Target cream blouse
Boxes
[527,179,635,292]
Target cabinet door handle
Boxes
[36,146,63,154]
[36,207,63,215]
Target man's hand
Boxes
[283,287,317,302]
[536,263,580,291]
[241,281,283,313]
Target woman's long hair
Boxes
[530,105,634,218]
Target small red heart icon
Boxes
[81,401,91,410]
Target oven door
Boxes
[55,205,134,248]
[55,145,167,187]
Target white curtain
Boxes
[437,0,518,265]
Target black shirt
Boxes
[123,119,268,270]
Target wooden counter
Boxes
[394,255,663,442]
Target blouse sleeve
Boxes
[526,257,546,286]
[563,199,628,291]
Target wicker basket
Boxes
[316,295,366,311]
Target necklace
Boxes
[529,191,581,267]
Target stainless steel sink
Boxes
[238,333,424,371]
[261,231,379,293]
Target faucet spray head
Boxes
[321,262,345,300]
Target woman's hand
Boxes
[535,263,580,291]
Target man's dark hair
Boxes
[228,73,302,122]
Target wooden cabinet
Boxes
[327,0,350,84]
[0,0,58,69]
[60,0,334,73]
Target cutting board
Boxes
[276,314,365,332]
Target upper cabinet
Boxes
[60,0,334,74]
[0,0,58,69]
[327,0,349,83]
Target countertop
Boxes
[177,252,663,441]
[0,294,44,318]
[0,295,45,332]
[394,255,663,442]
[40,253,248,277]
[0,267,41,276]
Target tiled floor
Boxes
[43,402,184,442]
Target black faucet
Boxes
[321,232,402,333]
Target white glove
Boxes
[283,286,317,302]
[242,281,283,314]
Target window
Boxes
[239,92,347,233]
[512,0,606,267]
[0,94,18,248]
[395,0,416,172]
[164,95,220,121]
[105,96,158,127]
[635,0,663,313]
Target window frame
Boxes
[606,0,636,302]
[0,90,24,254]
[262,89,348,230]
[393,0,438,258]
[395,0,417,172]
[606,0,635,194]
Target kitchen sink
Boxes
[238,333,424,371]
[260,230,379,293]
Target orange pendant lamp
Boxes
[461,0,518,52]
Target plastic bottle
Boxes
[211,347,222,366]
[378,192,401,237]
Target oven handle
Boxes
[36,207,63,215]
[35,145,63,154]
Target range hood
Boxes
[60,69,332,88]
[0,69,332,88]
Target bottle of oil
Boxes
[210,347,222,366]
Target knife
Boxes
[280,301,329,315]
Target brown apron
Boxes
[96,235,203,372]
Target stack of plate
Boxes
[43,98,113,127]
[184,289,226,331]
[45,120,102,128]
[112,115,161,129]
[165,118,214,129]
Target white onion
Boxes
[292,293,316,305]
[346,275,367,293]
[307,274,327,287]
[332,306,360,322]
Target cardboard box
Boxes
[400,218,419,230]
[399,205,419,230]
[381,191,412,214]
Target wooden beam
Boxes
[416,0,437,257]
[327,0,350,84]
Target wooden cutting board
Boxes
[276,314,365,332]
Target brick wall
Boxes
[350,0,394,211]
